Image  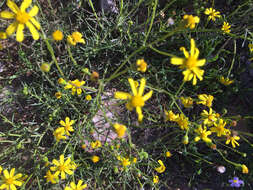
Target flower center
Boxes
[59,165,66,171]
[185,56,197,69]
[233,180,238,183]
[187,16,195,24]
[208,115,215,121]
[6,178,14,185]
[131,95,144,107]
[16,11,30,24]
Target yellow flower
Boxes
[132,157,137,164]
[91,155,100,163]
[64,180,87,190]
[90,140,102,149]
[50,155,76,180]
[194,125,212,143]
[90,71,99,81]
[113,123,127,138]
[53,127,67,142]
[58,78,66,85]
[210,119,227,137]
[52,30,63,41]
[164,110,179,122]
[40,63,51,72]
[0,0,40,42]
[117,156,131,167]
[175,114,189,130]
[241,164,249,174]
[64,79,85,95]
[221,22,231,33]
[249,44,253,53]
[219,76,234,85]
[204,8,221,21]
[85,95,92,101]
[180,97,193,108]
[201,108,217,126]
[153,175,159,184]
[183,15,200,29]
[55,92,62,99]
[136,59,147,73]
[44,170,59,184]
[0,32,7,39]
[166,151,172,157]
[60,117,75,136]
[67,31,85,46]
[171,39,206,85]
[197,94,214,107]
[114,78,153,122]
[155,160,166,173]
[0,168,23,190]
[226,135,240,148]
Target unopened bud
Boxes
[40,63,50,72]
[182,135,189,145]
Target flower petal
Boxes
[7,0,19,14]
[0,11,15,19]
[171,57,184,65]
[128,78,137,96]
[20,0,32,12]
[28,5,39,17]
[3,170,10,178]
[114,92,131,100]
[143,90,153,101]
[138,78,146,96]
[25,21,39,40]
[10,184,17,190]
[6,22,18,36]
[16,24,25,42]
[196,59,205,66]
[29,17,40,30]
[190,39,196,56]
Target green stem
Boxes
[41,31,64,77]
[149,45,176,57]
[227,39,236,77]
[67,45,77,66]
[143,0,158,45]
[88,0,103,29]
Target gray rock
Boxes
[99,0,118,13]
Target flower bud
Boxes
[182,135,189,144]
[40,63,50,72]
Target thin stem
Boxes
[143,0,158,45]
[67,45,77,66]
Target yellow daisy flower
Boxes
[0,168,23,190]
[60,117,75,136]
[114,78,153,122]
[166,151,172,158]
[219,76,234,85]
[210,119,228,137]
[164,110,179,122]
[44,170,60,184]
[55,92,62,99]
[64,180,87,190]
[197,94,214,107]
[64,79,85,95]
[0,0,41,42]
[50,155,76,180]
[201,108,217,126]
[85,95,92,101]
[136,59,147,73]
[194,125,212,143]
[175,114,189,130]
[171,39,206,85]
[90,140,102,149]
[53,127,67,142]
[117,156,131,167]
[154,160,166,173]
[241,164,249,174]
[52,30,63,41]
[113,123,127,138]
[180,97,193,108]
[226,135,240,148]
[183,15,200,29]
[0,32,7,39]
[153,175,159,184]
[67,31,85,46]
[204,8,221,21]
[221,22,231,33]
[91,155,100,163]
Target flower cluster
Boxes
[53,117,75,141]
